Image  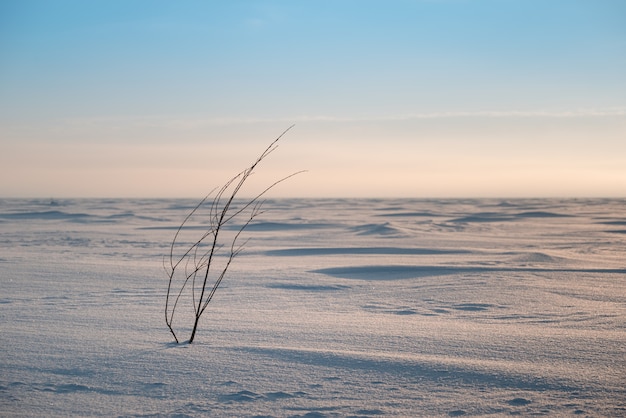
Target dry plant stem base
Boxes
[164,126,302,344]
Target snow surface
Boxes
[1,198,625,417]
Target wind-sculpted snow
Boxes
[0,198,625,417]
[313,265,626,280]
[265,247,469,256]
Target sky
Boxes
[1,0,625,198]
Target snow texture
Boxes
[1,198,625,417]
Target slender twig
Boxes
[164,126,302,343]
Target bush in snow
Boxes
[164,126,301,343]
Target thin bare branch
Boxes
[164,126,301,343]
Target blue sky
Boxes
[1,0,625,197]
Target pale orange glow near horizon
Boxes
[2,113,625,198]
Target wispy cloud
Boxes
[292,108,626,123]
[49,107,626,131]
[378,108,626,120]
